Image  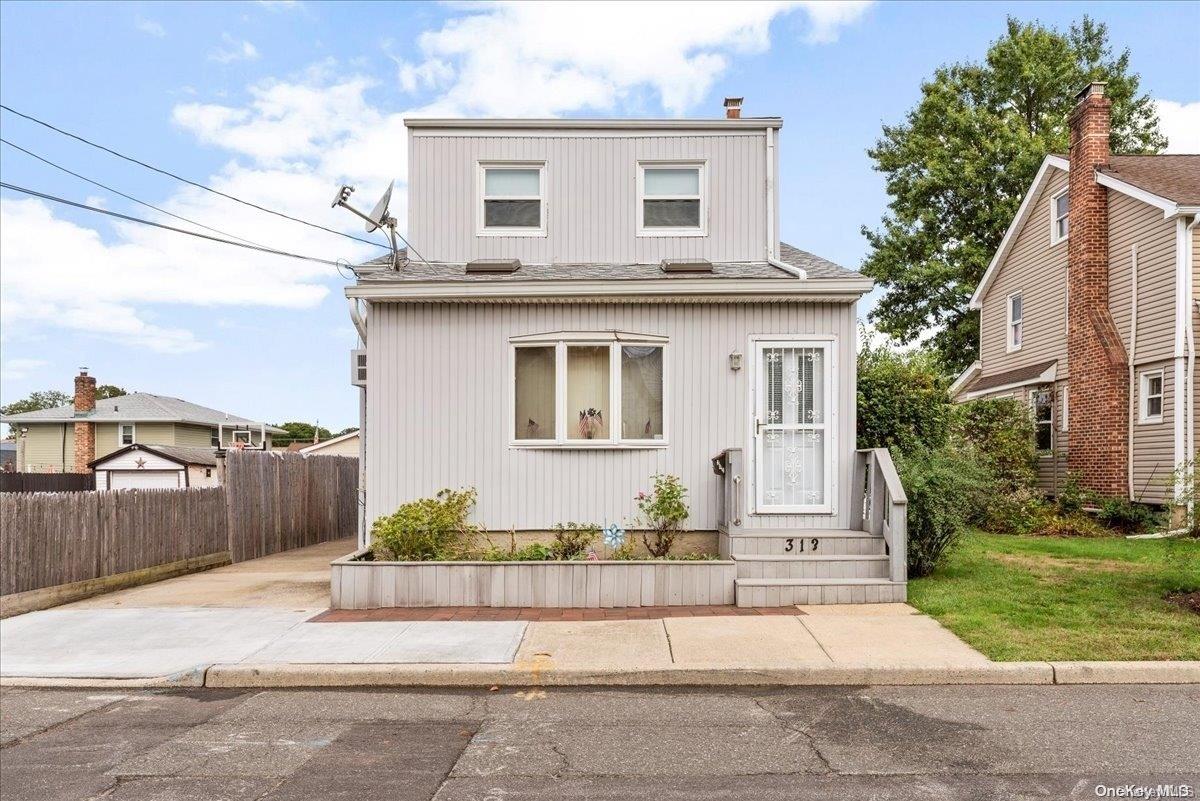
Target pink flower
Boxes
[636,491,646,500]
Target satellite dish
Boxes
[365,182,394,233]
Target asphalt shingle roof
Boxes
[356,242,862,283]
[1099,155,1200,207]
[0,392,285,433]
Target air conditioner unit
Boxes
[350,349,367,387]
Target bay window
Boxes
[512,333,666,446]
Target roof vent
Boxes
[465,259,522,274]
[661,259,713,273]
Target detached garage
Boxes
[89,444,219,490]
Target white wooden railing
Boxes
[851,448,908,584]
[712,448,743,532]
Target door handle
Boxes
[755,419,764,435]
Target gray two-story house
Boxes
[347,100,909,606]
[952,83,1197,508]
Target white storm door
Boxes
[753,340,833,513]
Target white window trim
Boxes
[1139,369,1164,424]
[477,161,546,237]
[1006,292,1023,353]
[1050,187,1069,245]
[119,423,136,446]
[1030,387,1055,454]
[747,334,838,516]
[636,160,707,238]
[1060,385,1069,432]
[509,332,669,449]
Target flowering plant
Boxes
[635,474,689,557]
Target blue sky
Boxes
[1,0,1196,431]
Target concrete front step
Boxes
[732,554,890,580]
[735,577,907,607]
[726,530,887,556]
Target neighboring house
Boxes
[299,430,360,457]
[346,99,907,605]
[952,83,1197,506]
[0,439,15,471]
[89,444,219,490]
[0,370,285,473]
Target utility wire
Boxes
[1,137,265,248]
[0,181,346,268]
[0,103,390,251]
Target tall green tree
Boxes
[96,385,126,400]
[2,390,72,435]
[273,421,334,446]
[861,17,1163,372]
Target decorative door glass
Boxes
[755,343,829,511]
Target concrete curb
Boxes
[0,666,207,689]
[204,661,1057,688]
[1051,661,1200,684]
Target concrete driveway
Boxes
[63,537,357,610]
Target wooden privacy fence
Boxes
[225,450,359,563]
[0,488,227,596]
[0,473,95,493]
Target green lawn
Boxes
[908,531,1200,661]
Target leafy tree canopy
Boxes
[2,390,72,435]
[335,427,360,437]
[861,16,1163,372]
[273,421,334,445]
[96,385,126,400]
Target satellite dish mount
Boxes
[332,181,400,270]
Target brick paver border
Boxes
[311,606,804,622]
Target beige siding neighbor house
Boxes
[952,84,1198,507]
[0,370,285,475]
[299,430,360,457]
[346,100,909,606]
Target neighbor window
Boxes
[638,163,704,234]
[1140,370,1163,422]
[480,163,544,234]
[1051,188,1069,243]
[1007,293,1023,351]
[210,428,220,447]
[512,334,666,446]
[119,424,135,446]
[1031,388,1053,452]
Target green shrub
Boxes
[895,446,992,578]
[1054,474,1088,517]
[370,488,482,561]
[977,485,1049,535]
[1096,496,1162,535]
[951,398,1037,494]
[857,340,952,454]
[550,522,599,560]
[480,542,555,562]
[635,474,689,558]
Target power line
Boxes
[0,103,390,251]
[1,137,265,248]
[0,181,346,268]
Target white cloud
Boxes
[0,358,48,381]
[135,17,166,38]
[399,1,873,116]
[209,33,260,64]
[1156,99,1200,154]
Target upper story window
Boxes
[479,163,545,236]
[1139,370,1163,423]
[210,428,220,447]
[119,424,135,446]
[1050,188,1069,244]
[1007,293,1023,352]
[512,332,666,447]
[638,162,705,236]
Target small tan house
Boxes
[299,430,360,457]
[0,370,285,473]
[952,83,1198,505]
[89,444,220,490]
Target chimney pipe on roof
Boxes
[723,97,743,119]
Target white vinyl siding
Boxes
[366,301,858,531]
[407,130,770,264]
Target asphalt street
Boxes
[1,684,1197,800]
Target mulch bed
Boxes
[1165,591,1200,616]
[311,605,804,622]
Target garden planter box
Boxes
[331,550,737,609]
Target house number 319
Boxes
[784,538,819,552]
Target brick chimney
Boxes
[72,368,96,473]
[723,97,743,119]
[1066,82,1128,497]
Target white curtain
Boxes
[514,347,555,440]
[621,346,663,439]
